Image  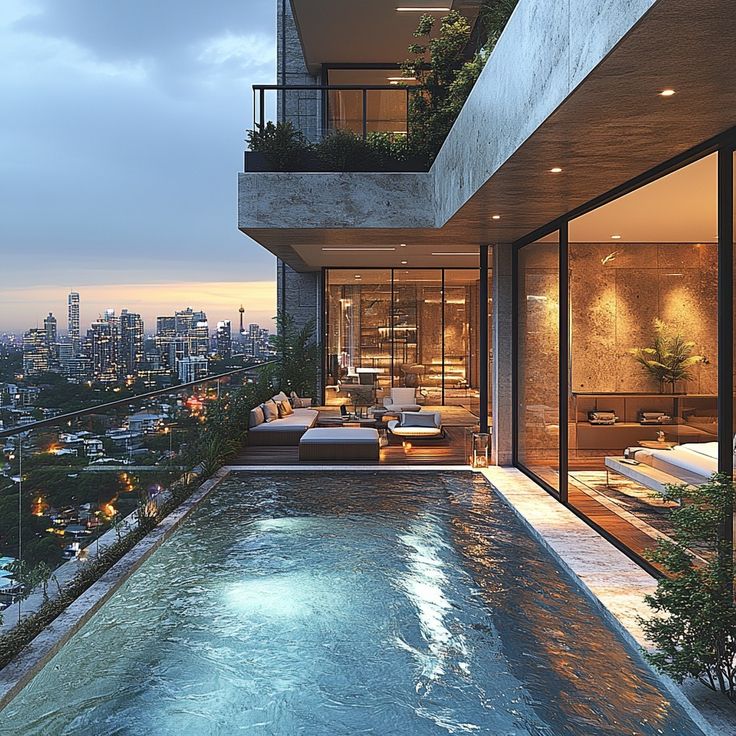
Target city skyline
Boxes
[0,0,277,330]
[0,281,277,334]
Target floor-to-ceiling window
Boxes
[325,268,483,415]
[566,153,718,565]
[516,234,561,494]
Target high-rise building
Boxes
[22,328,49,375]
[119,310,144,377]
[43,312,58,368]
[216,320,232,358]
[176,355,209,383]
[67,292,80,353]
[87,311,120,382]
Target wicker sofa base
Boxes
[299,442,379,461]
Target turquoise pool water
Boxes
[0,472,703,735]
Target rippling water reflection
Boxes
[0,472,704,735]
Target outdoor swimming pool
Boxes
[0,471,704,735]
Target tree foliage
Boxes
[640,474,736,700]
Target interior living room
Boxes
[516,148,736,567]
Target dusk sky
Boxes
[0,0,277,334]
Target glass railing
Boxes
[246,84,426,173]
[0,362,274,623]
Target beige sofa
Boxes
[248,394,319,446]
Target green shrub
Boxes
[640,473,736,701]
[246,121,308,171]
[313,129,378,172]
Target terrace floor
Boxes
[231,405,477,466]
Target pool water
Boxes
[1,472,703,735]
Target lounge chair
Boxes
[383,387,422,413]
[387,411,444,439]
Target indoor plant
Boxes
[629,318,705,393]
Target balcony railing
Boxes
[0,362,273,627]
[253,84,414,142]
[246,84,428,173]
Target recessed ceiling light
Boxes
[549,167,562,174]
[401,260,408,265]
[396,6,450,11]
[491,215,501,220]
[321,247,396,251]
[611,234,622,240]
[432,252,478,256]
[659,89,676,97]
[400,243,407,247]
[354,274,362,278]
[387,77,416,82]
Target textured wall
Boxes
[570,243,718,394]
[277,0,321,142]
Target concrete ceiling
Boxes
[247,0,736,270]
[291,0,481,73]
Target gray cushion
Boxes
[262,400,279,422]
[249,406,265,428]
[401,411,439,428]
[300,428,379,445]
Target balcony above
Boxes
[240,0,736,272]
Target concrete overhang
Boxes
[239,0,736,271]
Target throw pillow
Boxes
[249,406,265,428]
[278,400,294,418]
[272,391,289,404]
[401,412,438,428]
[262,400,279,423]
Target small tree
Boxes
[640,473,736,700]
[268,312,319,397]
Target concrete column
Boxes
[492,243,513,465]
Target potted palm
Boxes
[629,319,705,393]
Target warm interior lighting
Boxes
[387,77,416,82]
[322,247,396,251]
[659,89,676,97]
[396,6,451,11]
[549,167,563,173]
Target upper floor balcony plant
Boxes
[245,2,517,173]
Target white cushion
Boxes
[249,408,318,433]
[300,428,379,445]
[272,391,289,403]
[390,388,416,403]
[401,411,440,428]
[387,420,442,437]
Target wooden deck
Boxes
[230,425,471,466]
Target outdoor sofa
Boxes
[248,391,319,446]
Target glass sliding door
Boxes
[516,235,561,493]
[324,268,484,415]
[567,153,718,566]
[444,270,483,415]
[325,269,391,407]
[392,270,443,403]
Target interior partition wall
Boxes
[324,268,487,414]
[514,130,736,568]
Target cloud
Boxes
[0,0,279,331]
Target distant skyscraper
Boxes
[216,320,232,358]
[43,312,58,369]
[67,292,80,349]
[87,311,120,382]
[119,310,144,377]
[22,328,49,375]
